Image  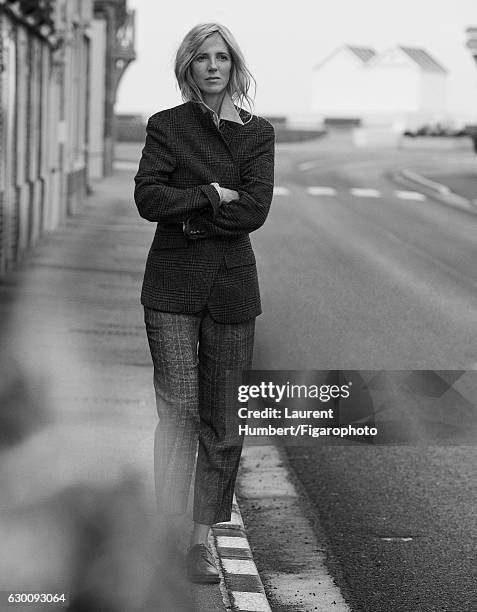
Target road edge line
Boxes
[391,169,477,214]
[233,442,352,611]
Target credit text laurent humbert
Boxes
[237,407,334,419]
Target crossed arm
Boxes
[134,117,222,223]
[185,122,275,239]
[134,114,275,238]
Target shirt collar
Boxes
[199,92,244,126]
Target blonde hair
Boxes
[174,23,256,122]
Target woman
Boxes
[134,23,275,584]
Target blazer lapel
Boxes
[190,101,238,160]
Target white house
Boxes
[311,44,448,130]
[311,45,377,119]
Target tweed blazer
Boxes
[134,100,275,323]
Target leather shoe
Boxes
[186,544,220,583]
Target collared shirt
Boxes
[199,92,244,129]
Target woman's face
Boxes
[191,33,232,98]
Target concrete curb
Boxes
[391,169,477,215]
[212,495,272,612]
[236,443,352,611]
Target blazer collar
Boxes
[197,92,244,127]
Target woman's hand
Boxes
[220,187,239,203]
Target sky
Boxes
[116,0,477,122]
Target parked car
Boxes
[403,123,469,138]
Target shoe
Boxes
[186,544,220,584]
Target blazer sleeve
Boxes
[185,120,275,238]
[134,115,220,223]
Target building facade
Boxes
[311,46,378,119]
[0,0,135,277]
[311,44,448,130]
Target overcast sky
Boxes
[116,0,477,121]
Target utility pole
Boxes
[466,27,477,64]
[465,27,477,153]
[94,0,136,177]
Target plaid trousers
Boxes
[144,306,255,525]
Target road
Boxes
[246,138,477,611]
[253,139,477,370]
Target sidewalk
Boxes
[0,169,234,611]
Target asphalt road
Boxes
[249,139,477,611]
[253,140,477,370]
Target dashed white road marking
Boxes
[273,186,290,196]
[222,558,259,575]
[298,159,326,171]
[395,190,426,201]
[350,188,381,198]
[113,160,138,171]
[231,591,271,611]
[217,536,249,549]
[275,184,431,203]
[307,186,337,196]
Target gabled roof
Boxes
[313,45,377,70]
[346,46,377,63]
[398,47,447,73]
[314,44,447,74]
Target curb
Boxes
[391,169,477,215]
[212,495,272,612]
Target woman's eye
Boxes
[194,55,228,62]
